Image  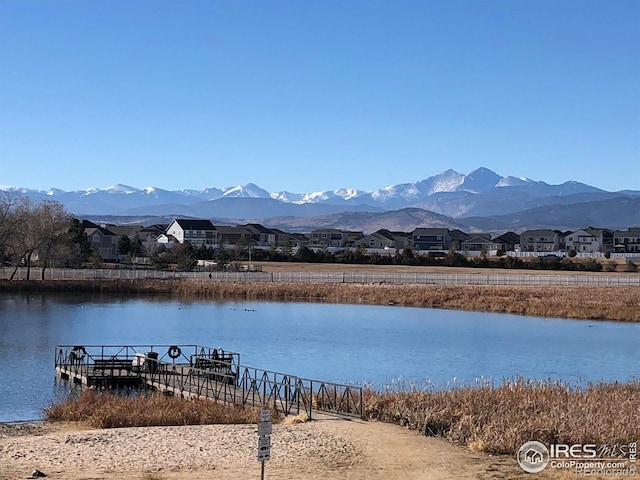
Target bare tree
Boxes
[32,201,72,279]
[5,198,71,280]
[6,197,36,280]
[0,190,27,268]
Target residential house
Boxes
[565,228,613,253]
[449,229,470,251]
[215,225,252,246]
[268,228,306,249]
[519,229,563,252]
[82,220,118,261]
[355,229,400,250]
[461,235,501,253]
[138,224,169,252]
[104,224,143,239]
[140,224,168,240]
[309,229,349,248]
[613,228,640,253]
[239,223,277,248]
[156,233,178,246]
[345,231,364,247]
[165,219,218,248]
[411,228,451,251]
[287,232,310,249]
[493,231,521,252]
[387,231,411,250]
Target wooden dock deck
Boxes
[55,344,363,420]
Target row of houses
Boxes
[82,219,640,261]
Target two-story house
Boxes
[309,229,349,248]
[565,228,613,253]
[492,231,521,252]
[239,223,277,247]
[411,228,451,251]
[614,227,640,253]
[519,229,563,252]
[165,219,218,248]
[215,225,252,246]
[82,220,118,261]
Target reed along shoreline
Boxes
[1,278,638,322]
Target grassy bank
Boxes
[1,279,639,321]
[175,281,640,322]
[45,381,640,457]
[363,379,640,454]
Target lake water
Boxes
[1,292,639,422]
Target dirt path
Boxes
[0,418,577,480]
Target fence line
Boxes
[3,267,639,287]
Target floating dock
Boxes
[55,344,363,420]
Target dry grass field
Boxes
[249,259,638,275]
[2,261,638,321]
[241,261,640,322]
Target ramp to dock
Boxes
[55,344,363,420]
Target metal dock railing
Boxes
[55,344,363,420]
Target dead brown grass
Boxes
[44,390,280,429]
[44,382,640,458]
[176,282,640,322]
[363,379,640,455]
[2,272,638,321]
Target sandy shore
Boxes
[0,417,578,480]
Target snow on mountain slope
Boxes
[104,184,140,194]
[271,191,304,203]
[221,183,271,198]
[497,176,533,187]
[0,167,618,219]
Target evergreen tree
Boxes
[68,218,92,262]
[118,235,132,256]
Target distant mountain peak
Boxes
[221,183,271,198]
[459,167,502,193]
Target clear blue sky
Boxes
[1,0,638,193]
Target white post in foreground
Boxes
[257,409,272,479]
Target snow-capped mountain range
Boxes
[2,167,637,227]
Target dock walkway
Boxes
[55,344,363,420]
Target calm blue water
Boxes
[0,292,638,422]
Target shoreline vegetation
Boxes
[0,277,638,322]
[44,380,640,457]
